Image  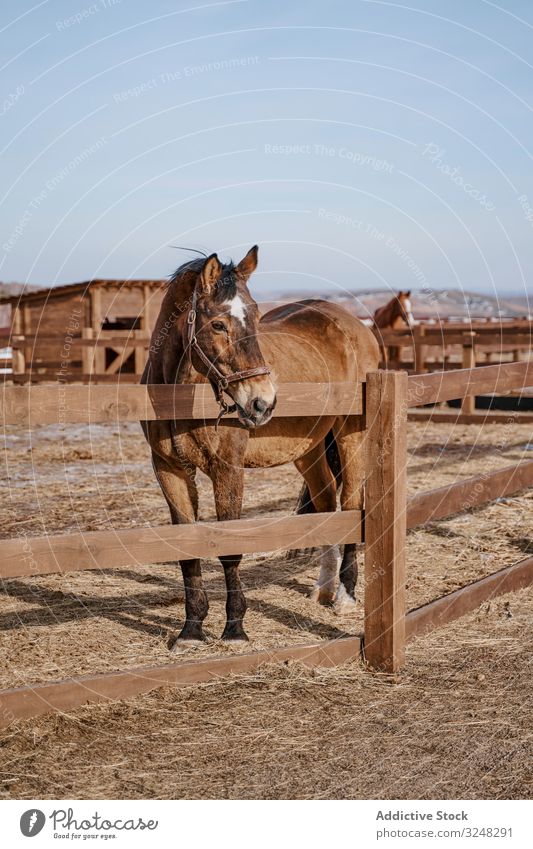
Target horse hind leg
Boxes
[294,429,342,516]
[330,416,366,615]
[294,443,339,605]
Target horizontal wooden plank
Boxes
[386,361,472,372]
[407,361,533,407]
[0,635,362,728]
[406,556,533,640]
[379,322,532,340]
[408,410,533,425]
[0,380,363,425]
[407,459,533,529]
[388,360,523,372]
[6,335,150,349]
[379,324,530,334]
[1,555,531,727]
[9,372,142,384]
[380,332,533,347]
[0,510,362,578]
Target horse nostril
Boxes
[252,397,268,416]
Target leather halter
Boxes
[184,286,271,427]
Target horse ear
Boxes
[235,245,258,281]
[198,253,222,295]
[405,290,411,297]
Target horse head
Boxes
[397,290,415,326]
[182,246,277,428]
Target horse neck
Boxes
[383,297,410,330]
[375,299,396,329]
[147,278,194,383]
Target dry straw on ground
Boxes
[0,418,531,798]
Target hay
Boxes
[0,418,532,798]
[0,593,532,800]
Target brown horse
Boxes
[141,247,379,648]
[373,290,415,363]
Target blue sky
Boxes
[1,0,533,297]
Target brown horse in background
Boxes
[142,247,379,648]
[373,290,415,364]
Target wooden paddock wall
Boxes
[0,360,533,726]
[3,319,532,387]
[377,321,533,375]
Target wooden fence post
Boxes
[134,329,146,375]
[10,305,26,377]
[81,328,94,376]
[10,344,25,376]
[89,289,105,374]
[461,331,476,415]
[364,370,408,672]
[413,324,427,373]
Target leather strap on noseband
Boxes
[184,288,270,427]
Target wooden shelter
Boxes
[1,279,165,381]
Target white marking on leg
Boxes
[310,545,340,603]
[223,295,246,327]
[333,582,357,615]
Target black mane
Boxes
[165,256,238,300]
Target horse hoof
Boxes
[169,638,207,653]
[333,584,357,615]
[318,590,335,606]
[221,627,249,642]
[309,585,335,605]
[168,631,208,652]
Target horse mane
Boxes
[164,256,238,301]
[164,257,205,293]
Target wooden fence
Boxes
[1,330,151,383]
[0,361,532,725]
[378,321,532,375]
[3,320,532,388]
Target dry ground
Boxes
[0,416,532,799]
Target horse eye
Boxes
[211,321,226,332]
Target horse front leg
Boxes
[212,467,248,641]
[151,452,209,647]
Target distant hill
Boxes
[1,281,531,329]
[260,288,533,320]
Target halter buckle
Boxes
[214,396,237,431]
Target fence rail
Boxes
[0,510,362,579]
[407,459,533,528]
[407,360,533,407]
[3,320,531,384]
[0,361,532,725]
[1,381,363,425]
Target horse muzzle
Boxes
[229,373,277,428]
[236,394,277,428]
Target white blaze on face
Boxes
[404,298,415,325]
[223,295,247,328]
